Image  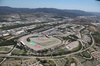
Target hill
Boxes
[0,6,95,17]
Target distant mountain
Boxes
[0,6,96,17]
[90,12,100,16]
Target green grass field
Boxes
[37,40,58,47]
[0,46,10,52]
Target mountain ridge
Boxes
[0,6,98,17]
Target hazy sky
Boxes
[0,0,100,12]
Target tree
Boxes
[27,38,30,42]
[15,64,19,66]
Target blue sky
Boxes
[0,0,100,12]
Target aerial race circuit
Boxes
[18,34,62,51]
